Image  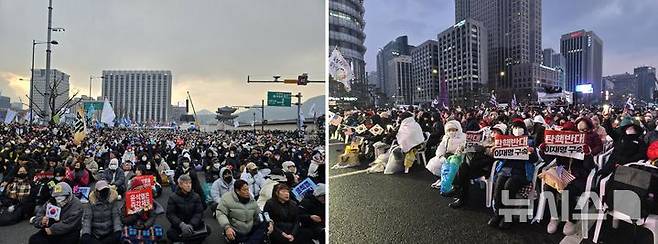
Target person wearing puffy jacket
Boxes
[80,180,122,244]
[29,182,83,244]
[599,117,648,177]
[426,120,466,188]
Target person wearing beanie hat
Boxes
[599,115,648,178]
[80,180,121,244]
[241,162,265,199]
[30,182,83,244]
[166,171,211,243]
[488,118,538,230]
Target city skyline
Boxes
[0,0,325,111]
[363,0,658,77]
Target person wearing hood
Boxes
[241,162,266,199]
[395,112,426,174]
[166,174,211,243]
[426,120,466,188]
[80,180,122,244]
[174,155,193,184]
[65,158,90,188]
[531,115,547,145]
[257,170,289,210]
[488,119,538,230]
[444,123,506,208]
[590,115,608,144]
[599,117,648,177]
[282,161,300,184]
[216,179,273,243]
[264,183,313,244]
[210,167,235,212]
[29,182,83,244]
[101,158,126,196]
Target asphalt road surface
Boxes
[0,173,226,244]
[328,142,654,244]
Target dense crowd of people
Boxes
[0,123,325,244]
[331,102,658,236]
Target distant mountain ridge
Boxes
[194,95,324,124]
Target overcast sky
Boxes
[0,0,325,111]
[363,0,658,76]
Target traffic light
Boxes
[297,73,308,85]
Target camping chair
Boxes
[415,132,432,166]
[593,161,658,244]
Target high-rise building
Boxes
[454,0,543,101]
[31,69,70,117]
[386,55,413,105]
[0,95,9,110]
[604,73,636,103]
[101,70,172,122]
[329,0,366,88]
[542,48,566,89]
[377,36,415,97]
[560,30,603,103]
[437,19,488,106]
[411,40,439,105]
[634,66,657,102]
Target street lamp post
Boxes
[28,40,58,124]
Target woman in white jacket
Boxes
[426,120,466,188]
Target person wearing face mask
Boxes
[444,123,507,209]
[590,115,608,144]
[120,178,163,243]
[100,159,126,197]
[217,180,273,244]
[152,153,172,187]
[174,156,192,184]
[0,166,32,226]
[121,146,137,164]
[241,163,266,199]
[426,120,466,188]
[65,158,90,188]
[488,119,538,230]
[210,167,235,213]
[83,154,99,182]
[539,117,602,235]
[166,174,212,243]
[599,117,648,177]
[80,180,122,244]
[29,182,83,244]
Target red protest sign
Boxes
[544,130,586,160]
[133,175,155,188]
[464,131,484,153]
[125,189,154,215]
[493,135,529,160]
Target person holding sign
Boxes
[489,119,538,230]
[120,178,163,243]
[29,182,83,244]
[166,174,211,243]
[80,180,122,244]
[538,118,601,235]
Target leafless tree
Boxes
[23,74,83,124]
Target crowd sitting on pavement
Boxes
[0,123,326,244]
[330,101,658,238]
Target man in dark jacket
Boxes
[29,182,83,244]
[166,174,211,244]
[600,117,648,177]
[299,183,325,243]
[80,180,122,244]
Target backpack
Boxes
[605,163,658,220]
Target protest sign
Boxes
[493,135,529,160]
[125,189,154,215]
[464,131,485,153]
[543,130,586,160]
[133,175,156,188]
[292,178,317,201]
[354,124,367,134]
[75,186,91,203]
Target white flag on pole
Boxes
[3,109,16,124]
[100,98,116,126]
[328,47,353,92]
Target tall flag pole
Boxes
[489,90,498,107]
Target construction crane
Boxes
[187,91,201,130]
